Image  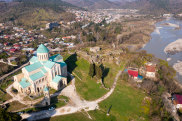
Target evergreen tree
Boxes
[89,63,95,77]
[0,107,21,121]
[95,65,103,80]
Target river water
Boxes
[142,17,182,83]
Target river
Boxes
[142,17,182,83]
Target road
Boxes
[0,62,29,81]
[21,70,122,121]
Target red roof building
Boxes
[146,65,156,72]
[127,68,138,78]
[145,63,156,78]
[172,94,182,109]
[9,48,17,53]
[14,44,21,49]
[4,42,9,46]
[173,94,182,104]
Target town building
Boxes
[127,67,139,80]
[13,44,68,96]
[172,94,182,109]
[145,63,156,79]
[125,67,143,83]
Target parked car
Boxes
[48,107,55,111]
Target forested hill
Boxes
[13,0,76,11]
[62,0,121,10]
[0,0,78,28]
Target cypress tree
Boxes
[96,65,102,80]
[89,63,95,78]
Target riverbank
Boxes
[164,39,182,54]
[161,23,180,29]
[173,61,182,75]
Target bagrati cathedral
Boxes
[13,44,68,98]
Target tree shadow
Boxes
[22,94,67,121]
[65,53,78,73]
[100,64,110,86]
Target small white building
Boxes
[145,63,156,78]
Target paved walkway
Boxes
[21,70,122,121]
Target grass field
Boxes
[64,54,108,100]
[43,80,148,121]
[38,53,149,121]
[40,110,116,121]
[7,101,27,112]
[99,80,149,121]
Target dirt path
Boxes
[21,70,122,121]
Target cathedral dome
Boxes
[37,44,49,54]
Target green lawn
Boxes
[0,91,11,103]
[74,58,108,100]
[103,61,125,88]
[51,95,69,108]
[64,54,108,100]
[63,53,126,101]
[7,101,27,112]
[51,53,150,121]
[99,80,149,121]
[40,110,116,121]
[43,80,149,121]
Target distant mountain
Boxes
[62,0,121,10]
[0,0,12,2]
[62,0,182,14]
[0,0,78,28]
[122,0,182,15]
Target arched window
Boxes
[37,87,39,93]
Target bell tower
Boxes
[43,87,50,106]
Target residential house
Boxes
[9,48,17,53]
[127,67,138,80]
[172,94,182,109]
[125,67,143,82]
[145,63,156,79]
[14,44,21,50]
[8,57,18,64]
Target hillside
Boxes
[0,0,78,28]
[62,0,121,10]
[122,0,182,15]
[62,0,182,14]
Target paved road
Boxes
[21,70,122,121]
[0,62,29,81]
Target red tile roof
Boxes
[10,48,16,53]
[173,94,182,104]
[128,69,138,77]
[146,65,156,72]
